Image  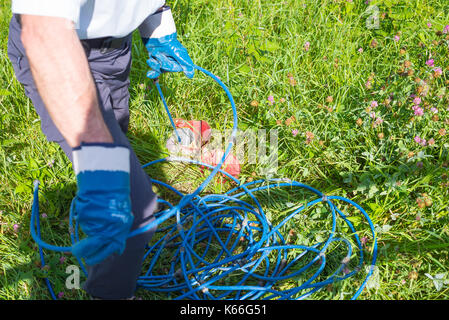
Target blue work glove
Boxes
[71,143,134,266]
[139,5,194,79]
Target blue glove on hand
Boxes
[71,143,134,266]
[139,6,194,79]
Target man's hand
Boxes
[71,143,134,266]
[139,6,195,79]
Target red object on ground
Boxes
[168,119,240,179]
[201,149,241,179]
[174,118,211,145]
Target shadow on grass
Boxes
[376,215,449,262]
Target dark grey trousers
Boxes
[7,15,157,299]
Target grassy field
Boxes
[1,0,449,300]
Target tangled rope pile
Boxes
[30,65,377,300]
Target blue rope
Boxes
[30,65,377,300]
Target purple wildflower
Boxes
[413,97,421,105]
[365,80,372,89]
[361,236,368,246]
[412,105,424,116]
[304,41,310,51]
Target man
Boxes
[7,0,194,299]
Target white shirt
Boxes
[11,0,165,39]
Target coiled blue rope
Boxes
[30,65,377,300]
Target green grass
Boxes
[1,0,449,300]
